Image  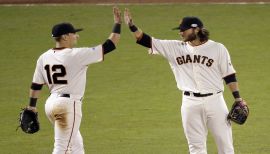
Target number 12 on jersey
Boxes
[44,64,67,84]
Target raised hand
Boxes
[124,8,133,26]
[113,7,121,24]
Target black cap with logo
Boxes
[52,22,83,37]
[172,16,203,32]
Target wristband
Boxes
[29,97,37,107]
[112,23,121,34]
[129,25,138,32]
[232,91,241,99]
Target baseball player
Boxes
[25,7,121,154]
[124,8,246,154]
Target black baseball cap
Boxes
[172,16,203,32]
[52,22,83,37]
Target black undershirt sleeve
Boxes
[102,39,116,54]
[136,33,152,48]
[31,83,43,90]
[223,73,237,84]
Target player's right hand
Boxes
[124,8,133,26]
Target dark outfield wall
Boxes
[0,0,269,4]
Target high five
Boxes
[22,7,247,154]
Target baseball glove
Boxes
[227,100,249,125]
[18,108,40,134]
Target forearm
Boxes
[224,74,242,100]
[134,30,143,40]
[108,32,120,46]
[102,23,121,55]
[124,8,151,48]
[129,24,143,40]
[28,83,43,107]
[227,82,239,93]
[128,24,152,48]
[29,89,41,98]
[109,23,121,45]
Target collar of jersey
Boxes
[187,40,212,49]
[53,47,67,50]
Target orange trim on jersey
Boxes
[65,101,76,154]
[102,46,104,61]
[53,47,66,50]
[150,37,154,54]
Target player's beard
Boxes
[183,30,197,42]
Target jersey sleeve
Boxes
[32,56,46,84]
[75,45,103,65]
[149,37,179,59]
[219,44,236,77]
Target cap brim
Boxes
[74,28,83,32]
[172,27,180,30]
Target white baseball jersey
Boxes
[150,38,236,93]
[32,45,103,97]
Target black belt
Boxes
[51,93,83,101]
[58,94,70,98]
[184,91,218,97]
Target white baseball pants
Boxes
[181,92,234,154]
[45,94,84,154]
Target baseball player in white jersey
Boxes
[124,8,247,154]
[25,7,121,154]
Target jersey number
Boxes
[44,65,67,84]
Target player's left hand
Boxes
[113,7,121,24]
[18,107,40,134]
[124,8,133,26]
[27,106,37,113]
[227,99,249,125]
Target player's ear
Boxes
[195,27,200,33]
[61,34,68,41]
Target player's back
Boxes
[35,46,103,97]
